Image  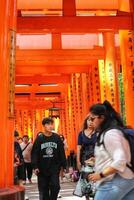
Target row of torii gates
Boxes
[0,0,134,199]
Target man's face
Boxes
[14,136,19,142]
[44,123,54,133]
[23,136,29,143]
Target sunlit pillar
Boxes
[120,31,134,126]
[103,32,119,110]
[98,60,107,102]
[119,0,134,125]
[64,84,72,155]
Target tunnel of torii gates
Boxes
[0,0,134,198]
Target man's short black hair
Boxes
[23,135,29,139]
[14,130,19,137]
[42,117,54,126]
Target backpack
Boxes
[101,127,134,173]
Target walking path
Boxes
[25,176,88,200]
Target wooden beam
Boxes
[17,15,132,33]
[15,84,65,93]
[16,48,120,75]
[16,60,96,66]
[15,101,62,110]
[16,65,91,75]
[15,75,71,84]
[16,48,105,60]
[16,48,120,61]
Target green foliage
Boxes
[118,73,126,124]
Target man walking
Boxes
[31,117,66,200]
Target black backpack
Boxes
[101,127,134,173]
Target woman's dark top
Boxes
[78,131,97,165]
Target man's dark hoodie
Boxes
[31,132,67,176]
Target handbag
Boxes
[73,174,83,197]
[73,173,91,197]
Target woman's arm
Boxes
[104,129,128,172]
[89,129,128,182]
[77,145,82,170]
[88,166,118,181]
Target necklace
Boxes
[84,130,92,138]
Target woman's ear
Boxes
[100,115,105,121]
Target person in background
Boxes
[14,130,24,185]
[58,134,68,198]
[59,134,68,151]
[88,100,134,200]
[20,135,33,184]
[31,117,67,200]
[77,115,97,171]
[18,137,23,144]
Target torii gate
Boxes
[0,0,134,199]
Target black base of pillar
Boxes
[0,186,25,200]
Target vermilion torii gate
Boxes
[0,0,134,199]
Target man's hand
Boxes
[34,168,40,175]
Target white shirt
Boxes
[95,129,134,186]
[20,142,33,163]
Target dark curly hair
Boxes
[89,100,124,145]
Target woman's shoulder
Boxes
[104,128,124,140]
[78,131,84,136]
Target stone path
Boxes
[24,176,92,200]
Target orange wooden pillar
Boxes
[31,109,35,140]
[63,0,76,17]
[75,73,83,132]
[62,0,77,153]
[119,30,134,125]
[58,92,66,137]
[0,0,24,198]
[88,68,95,106]
[70,74,77,152]
[35,109,42,132]
[86,71,93,108]
[103,32,119,110]
[98,60,107,102]
[119,0,134,126]
[27,110,32,138]
[62,0,77,152]
[81,73,89,118]
[64,84,72,155]
[0,0,14,188]
[66,83,74,152]
[15,109,23,136]
[52,33,61,49]
[89,63,100,104]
